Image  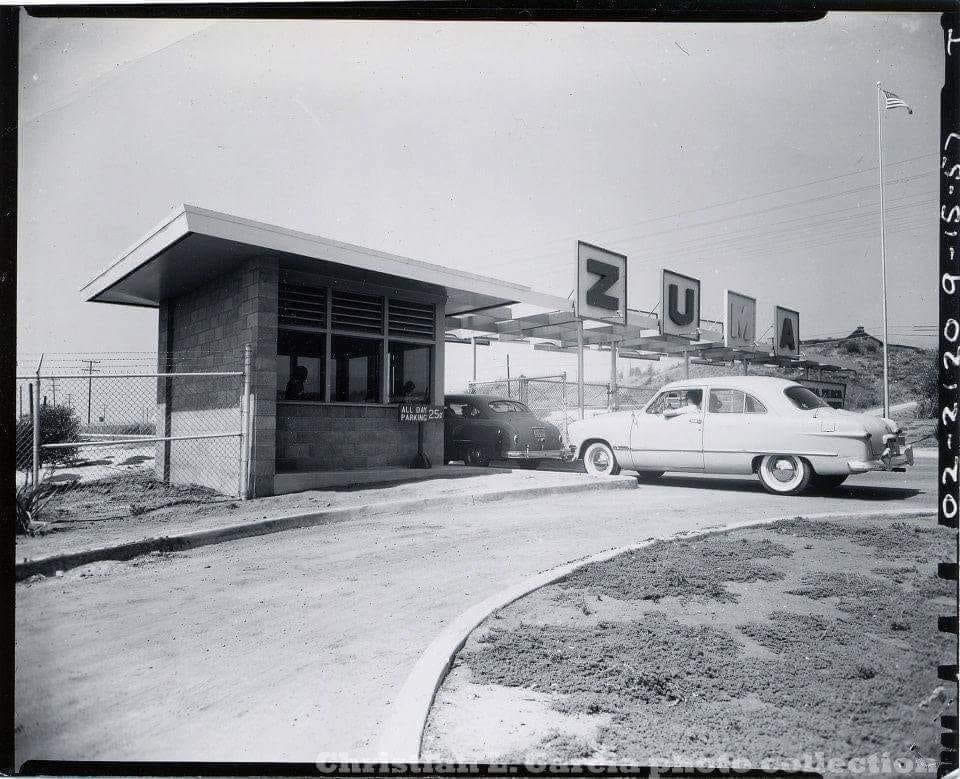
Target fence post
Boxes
[560,371,569,444]
[238,343,252,500]
[32,377,41,487]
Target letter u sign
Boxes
[661,269,701,338]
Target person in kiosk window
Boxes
[285,365,308,400]
[663,389,702,418]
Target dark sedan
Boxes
[443,394,566,468]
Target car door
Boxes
[629,388,705,471]
[701,388,774,473]
[444,400,480,459]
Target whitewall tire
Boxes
[582,442,621,477]
[757,454,812,496]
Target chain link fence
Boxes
[15,351,251,508]
[467,373,657,440]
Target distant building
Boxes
[802,325,926,354]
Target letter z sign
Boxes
[576,241,627,323]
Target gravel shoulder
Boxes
[422,511,952,774]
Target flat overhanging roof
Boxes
[81,204,571,316]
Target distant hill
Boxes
[623,328,935,415]
[801,339,935,414]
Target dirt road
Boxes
[15,463,935,766]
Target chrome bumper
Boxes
[847,445,914,473]
[504,449,568,461]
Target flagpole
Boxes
[876,81,890,419]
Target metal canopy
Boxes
[82,205,569,317]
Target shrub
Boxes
[842,339,864,355]
[916,359,937,417]
[15,404,82,467]
[15,482,59,535]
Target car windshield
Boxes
[487,400,531,414]
[784,385,830,410]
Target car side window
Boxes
[709,389,745,414]
[647,389,700,414]
[445,402,466,417]
[744,394,767,414]
[647,390,678,414]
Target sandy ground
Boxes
[16,467,592,561]
[422,513,952,774]
[15,462,936,766]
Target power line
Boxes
[470,152,937,265]
[625,197,934,264]
[482,170,935,273]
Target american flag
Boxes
[881,88,913,115]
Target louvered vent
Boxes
[389,299,436,339]
[331,290,384,334]
[279,283,327,328]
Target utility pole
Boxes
[49,377,58,408]
[82,359,102,425]
[65,393,73,409]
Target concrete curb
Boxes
[16,476,637,581]
[376,506,938,762]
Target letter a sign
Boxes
[774,306,800,357]
[661,269,701,339]
[576,241,627,323]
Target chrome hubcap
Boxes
[590,448,610,470]
[771,458,797,482]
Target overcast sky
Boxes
[17,11,941,385]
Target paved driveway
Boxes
[15,463,935,766]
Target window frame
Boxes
[645,388,702,415]
[706,388,768,415]
[276,279,440,407]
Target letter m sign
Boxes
[577,241,627,323]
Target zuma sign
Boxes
[774,306,800,357]
[661,269,701,339]
[576,241,627,323]
[725,289,756,349]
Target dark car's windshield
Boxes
[487,400,532,414]
[784,386,830,410]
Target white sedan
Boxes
[566,376,914,495]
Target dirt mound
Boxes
[770,516,940,558]
[44,472,228,522]
[558,535,793,603]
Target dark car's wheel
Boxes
[464,447,491,467]
[812,473,848,490]
[757,454,813,495]
[583,441,621,476]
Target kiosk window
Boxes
[332,335,382,403]
[277,330,326,401]
[389,342,432,403]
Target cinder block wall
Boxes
[156,256,278,497]
[276,405,443,471]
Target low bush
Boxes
[15,404,82,467]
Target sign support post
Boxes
[577,321,585,421]
[609,340,618,411]
[399,403,444,469]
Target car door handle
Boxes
[689,417,702,424]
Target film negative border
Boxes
[940,11,960,779]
